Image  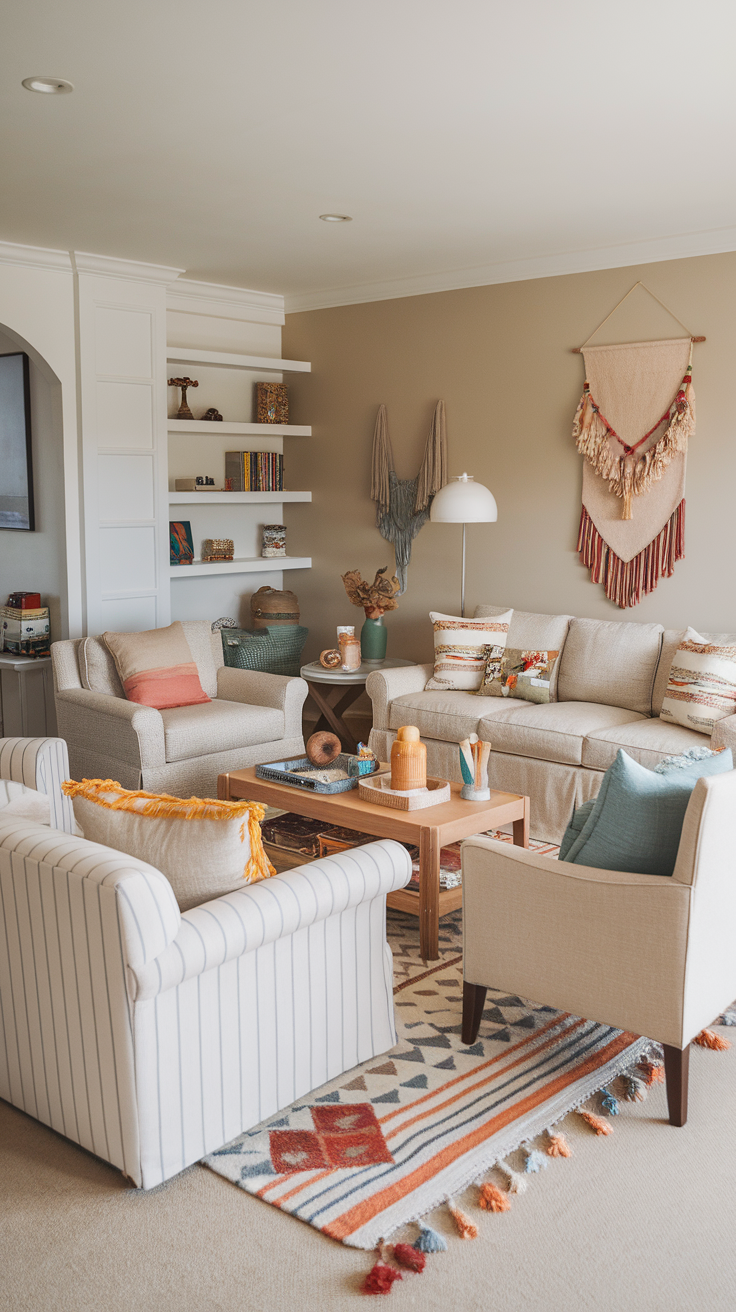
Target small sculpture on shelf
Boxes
[201,538,234,562]
[168,377,199,420]
[262,524,286,558]
[341,566,400,664]
[202,407,223,421]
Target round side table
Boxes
[300,658,415,754]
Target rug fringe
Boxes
[448,1203,478,1238]
[478,1182,511,1213]
[545,1131,572,1157]
[694,1028,731,1051]
[578,1110,614,1136]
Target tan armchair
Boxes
[460,770,736,1125]
[52,621,307,798]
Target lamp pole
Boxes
[461,522,467,617]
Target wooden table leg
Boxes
[305,683,362,753]
[217,772,231,801]
[418,826,440,962]
[512,795,530,848]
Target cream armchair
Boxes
[460,771,736,1126]
[51,621,307,798]
[0,735,76,833]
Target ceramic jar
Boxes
[390,725,427,791]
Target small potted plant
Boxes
[341,567,400,662]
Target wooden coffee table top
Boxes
[220,764,526,844]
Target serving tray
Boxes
[256,755,358,793]
[357,773,451,810]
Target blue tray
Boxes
[256,755,359,794]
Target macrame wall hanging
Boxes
[371,400,448,593]
[572,282,704,609]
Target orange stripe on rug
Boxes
[322,1031,636,1241]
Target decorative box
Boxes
[201,539,234,562]
[1,608,50,657]
[256,382,289,424]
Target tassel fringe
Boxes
[392,1243,426,1273]
[449,1205,478,1238]
[577,500,685,609]
[546,1132,572,1157]
[638,1060,665,1087]
[523,1148,548,1173]
[578,1109,614,1136]
[413,1224,447,1253]
[497,1162,528,1194]
[478,1182,511,1213]
[621,1075,648,1103]
[600,1087,620,1116]
[694,1029,731,1051]
[363,1262,402,1294]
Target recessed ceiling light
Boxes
[22,76,74,94]
[319,213,352,222]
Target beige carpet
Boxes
[3,926,736,1311]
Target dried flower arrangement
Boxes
[341,567,400,619]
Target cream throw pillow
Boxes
[425,609,513,691]
[0,780,51,825]
[660,627,736,735]
[62,780,275,911]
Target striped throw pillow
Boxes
[425,609,513,691]
[660,627,736,735]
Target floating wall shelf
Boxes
[168,491,312,505]
[166,348,311,373]
[170,556,312,579]
[168,420,311,436]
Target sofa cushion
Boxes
[388,690,527,744]
[161,700,285,762]
[478,701,645,766]
[79,636,125,698]
[582,715,708,772]
[474,606,572,699]
[556,617,663,715]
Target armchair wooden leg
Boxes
[662,1043,690,1126]
[462,982,487,1045]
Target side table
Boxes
[300,658,414,754]
[0,654,54,737]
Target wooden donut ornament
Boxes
[306,731,342,766]
[319,648,342,669]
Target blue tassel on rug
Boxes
[523,1149,548,1173]
[600,1087,620,1116]
[414,1224,447,1253]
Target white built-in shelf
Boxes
[170,556,312,579]
[168,420,311,436]
[168,491,312,504]
[166,348,310,374]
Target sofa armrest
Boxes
[130,838,411,1000]
[0,736,76,832]
[216,667,308,738]
[54,688,166,770]
[366,664,434,731]
[461,836,691,1047]
[711,713,736,756]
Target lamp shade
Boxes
[429,473,498,523]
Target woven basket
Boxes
[220,624,308,677]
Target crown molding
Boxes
[284,224,736,314]
[72,251,185,283]
[0,239,73,272]
[166,277,285,326]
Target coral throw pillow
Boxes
[62,779,275,911]
[425,609,513,692]
[660,627,736,735]
[103,621,210,709]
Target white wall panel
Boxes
[96,596,158,633]
[95,306,153,378]
[96,381,153,448]
[98,454,155,523]
[98,527,157,594]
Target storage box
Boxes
[7,592,41,610]
[1,611,50,656]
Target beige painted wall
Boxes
[282,252,736,669]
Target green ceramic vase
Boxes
[361,614,387,662]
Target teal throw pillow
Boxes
[561,747,733,876]
[558,799,596,862]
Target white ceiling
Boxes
[2,0,736,310]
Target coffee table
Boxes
[299,659,414,754]
[218,764,529,961]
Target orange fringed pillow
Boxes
[62,779,275,911]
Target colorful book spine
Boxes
[224,452,285,493]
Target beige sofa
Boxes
[367,606,736,842]
[52,621,307,798]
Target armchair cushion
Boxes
[62,779,274,911]
[562,747,733,876]
[103,621,210,709]
[79,636,125,697]
[160,700,284,761]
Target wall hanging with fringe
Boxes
[371,400,448,593]
[572,282,704,609]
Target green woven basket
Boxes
[220,624,309,677]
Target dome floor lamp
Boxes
[430,474,498,616]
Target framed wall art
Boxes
[0,352,34,532]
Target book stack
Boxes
[1,592,50,657]
[225,451,284,492]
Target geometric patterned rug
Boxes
[204,957,652,1250]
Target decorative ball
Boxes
[319,648,341,669]
[306,732,342,767]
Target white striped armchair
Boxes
[0,736,76,833]
[0,819,411,1188]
